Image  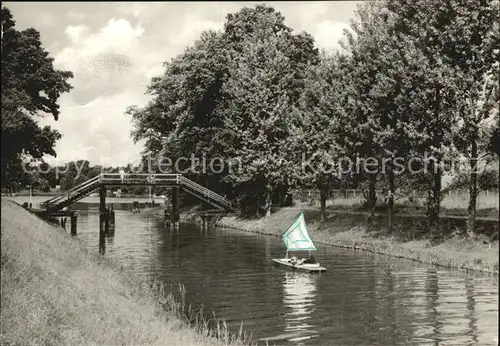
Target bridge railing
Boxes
[100,173,180,185]
[100,173,231,209]
[178,175,232,209]
[44,175,101,207]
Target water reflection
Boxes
[282,272,318,343]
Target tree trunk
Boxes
[255,194,260,218]
[320,188,329,222]
[367,173,377,220]
[265,185,272,217]
[426,160,442,239]
[387,162,395,233]
[467,137,478,235]
[279,186,288,207]
[427,84,443,240]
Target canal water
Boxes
[10,196,500,345]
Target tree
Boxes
[339,2,388,220]
[298,53,347,221]
[217,5,319,216]
[384,0,476,238]
[443,0,499,235]
[366,3,454,232]
[128,4,319,215]
[1,7,73,190]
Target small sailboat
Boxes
[272,213,327,273]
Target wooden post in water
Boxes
[171,186,180,228]
[201,215,206,230]
[108,209,115,236]
[70,215,77,236]
[164,209,171,228]
[109,206,115,227]
[104,210,110,236]
[99,186,106,254]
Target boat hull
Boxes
[272,258,327,273]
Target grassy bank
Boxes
[215,206,499,275]
[0,199,249,346]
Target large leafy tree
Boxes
[442,0,500,232]
[383,0,475,237]
[129,5,319,214]
[1,7,73,190]
[298,53,348,221]
[338,2,389,219]
[216,5,319,216]
[219,35,297,215]
[363,3,446,232]
[450,0,499,234]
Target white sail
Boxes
[282,213,317,252]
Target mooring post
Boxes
[163,208,170,227]
[104,210,110,236]
[171,186,179,228]
[109,208,115,227]
[70,215,77,236]
[99,186,106,254]
[108,209,115,236]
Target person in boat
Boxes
[302,255,316,264]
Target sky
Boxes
[5,1,361,167]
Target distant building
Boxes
[55,185,61,192]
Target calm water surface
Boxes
[10,197,499,345]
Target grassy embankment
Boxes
[0,200,250,346]
[215,201,499,275]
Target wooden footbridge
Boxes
[42,173,232,212]
[33,173,233,253]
